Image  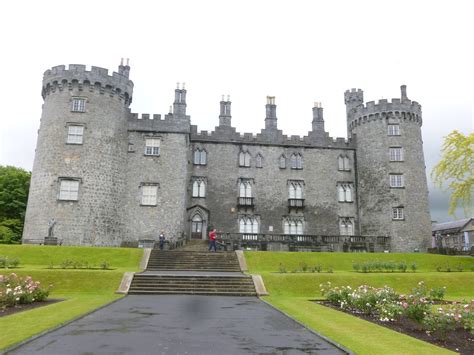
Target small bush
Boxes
[326,266,333,273]
[299,262,308,272]
[352,263,360,272]
[397,262,407,273]
[278,263,287,273]
[410,263,417,272]
[100,261,110,270]
[314,264,323,273]
[456,264,463,272]
[0,273,51,309]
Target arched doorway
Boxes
[191,214,203,240]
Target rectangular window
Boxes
[392,207,404,220]
[145,138,160,156]
[338,155,350,171]
[389,174,404,188]
[59,179,79,201]
[389,147,403,161]
[388,124,400,136]
[192,178,206,198]
[337,183,353,202]
[67,125,84,144]
[71,98,86,112]
[141,185,158,205]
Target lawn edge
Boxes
[259,297,354,355]
[1,295,124,354]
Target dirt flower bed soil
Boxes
[0,299,63,317]
[317,300,474,354]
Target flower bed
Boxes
[319,281,473,354]
[0,273,50,310]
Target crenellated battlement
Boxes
[128,112,190,133]
[346,86,423,131]
[42,64,134,106]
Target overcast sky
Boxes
[0,0,472,223]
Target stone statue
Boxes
[48,218,56,237]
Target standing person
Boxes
[208,228,217,252]
[159,231,165,250]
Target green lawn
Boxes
[0,245,143,350]
[245,251,474,354]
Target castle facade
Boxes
[22,62,432,252]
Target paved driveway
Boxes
[8,295,347,355]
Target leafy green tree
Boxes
[0,166,31,243]
[431,131,474,216]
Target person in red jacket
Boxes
[208,229,217,252]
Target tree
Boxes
[431,131,474,217]
[0,166,31,243]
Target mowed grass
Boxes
[245,251,473,354]
[0,245,143,350]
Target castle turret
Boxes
[346,85,431,252]
[265,96,277,130]
[23,62,134,245]
[219,95,232,127]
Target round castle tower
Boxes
[23,62,134,245]
[345,86,431,252]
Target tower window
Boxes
[192,177,206,198]
[141,184,158,205]
[239,151,251,167]
[290,153,303,169]
[337,183,353,202]
[58,179,80,201]
[389,147,403,161]
[145,138,160,156]
[388,124,400,136]
[392,207,405,220]
[338,155,351,171]
[71,98,86,112]
[389,174,404,188]
[193,149,207,165]
[66,125,84,144]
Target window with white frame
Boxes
[392,207,404,220]
[279,154,286,169]
[144,138,160,156]
[388,124,400,136]
[389,174,404,188]
[389,147,403,161]
[337,183,353,202]
[71,98,86,112]
[239,216,260,233]
[290,153,303,169]
[288,180,304,199]
[239,151,251,167]
[239,179,252,198]
[339,218,354,236]
[192,177,206,198]
[283,217,304,235]
[58,179,80,201]
[338,155,351,171]
[255,154,263,168]
[141,184,158,205]
[66,125,84,144]
[193,149,207,165]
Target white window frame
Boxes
[239,216,260,234]
[288,181,304,199]
[71,98,86,112]
[392,207,404,220]
[389,174,404,188]
[194,149,207,165]
[283,218,304,235]
[192,178,206,198]
[337,183,353,202]
[141,184,158,206]
[338,155,351,171]
[58,179,80,201]
[145,138,160,156]
[389,147,403,161]
[290,153,303,169]
[239,180,252,198]
[339,218,354,236]
[388,124,400,136]
[66,124,84,144]
[239,151,251,167]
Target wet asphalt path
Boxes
[8,295,346,355]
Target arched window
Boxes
[194,149,207,165]
[255,154,263,168]
[279,154,286,169]
[191,214,203,233]
[239,216,259,234]
[290,153,303,169]
[338,155,350,171]
[337,183,353,202]
[239,151,251,167]
[288,180,304,199]
[283,217,304,235]
[339,218,354,236]
[239,181,252,197]
[192,177,206,197]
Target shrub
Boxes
[60,259,73,269]
[0,273,51,309]
[0,256,20,268]
[410,263,417,272]
[456,264,464,272]
[278,263,286,273]
[299,262,308,272]
[397,262,408,272]
[436,265,442,272]
[429,287,446,301]
[314,264,322,273]
[326,266,333,273]
[100,261,110,270]
[352,263,360,272]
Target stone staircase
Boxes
[128,240,257,296]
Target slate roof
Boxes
[432,218,473,233]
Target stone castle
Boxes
[22,61,432,252]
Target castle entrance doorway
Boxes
[187,205,209,240]
[191,214,203,239]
